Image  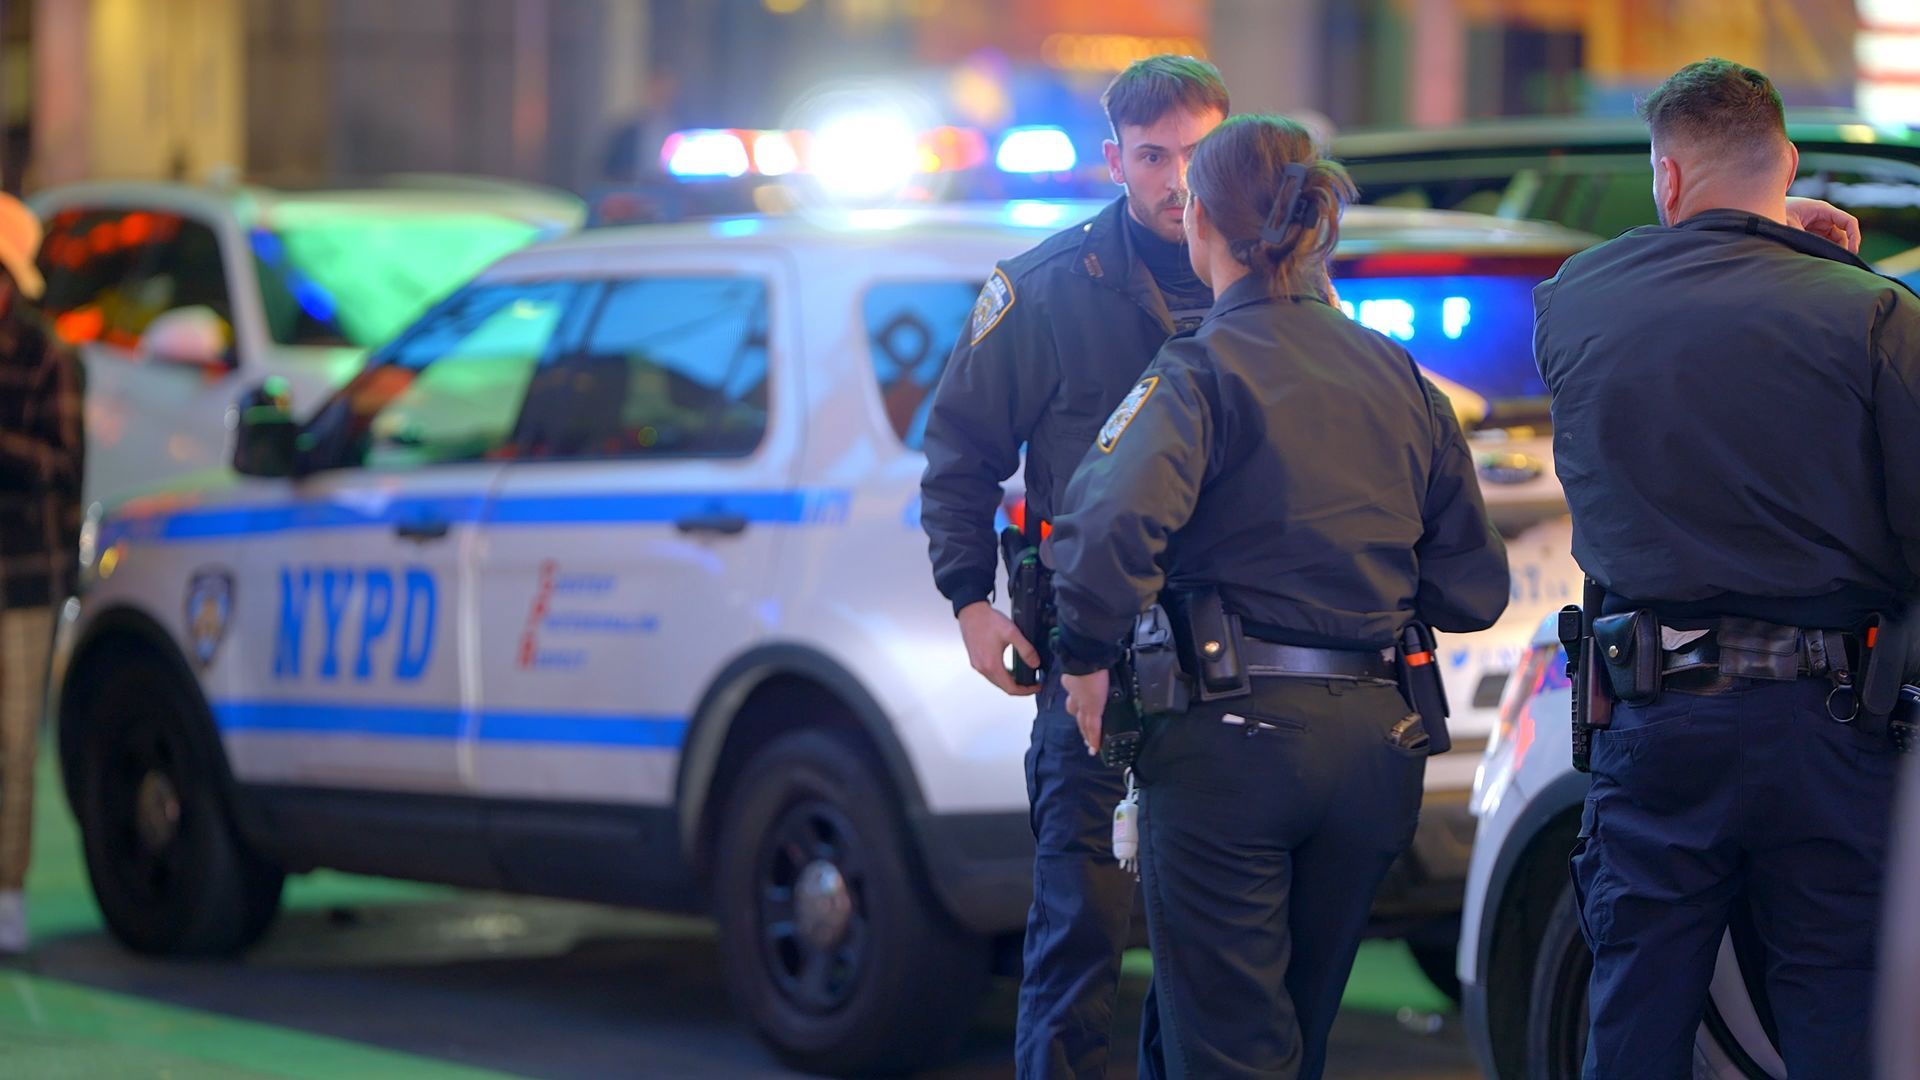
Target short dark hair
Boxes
[1102,55,1229,142]
[1637,58,1787,168]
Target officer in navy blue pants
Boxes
[1534,58,1920,1079]
[1576,679,1900,1075]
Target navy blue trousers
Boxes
[1134,678,1425,1080]
[1574,678,1901,1079]
[1018,675,1160,1079]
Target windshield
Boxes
[250,214,543,349]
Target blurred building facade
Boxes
[0,0,1911,195]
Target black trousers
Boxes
[1134,677,1425,1079]
[1574,677,1900,1079]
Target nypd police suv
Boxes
[53,200,1592,1075]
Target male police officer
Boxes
[920,56,1226,1078]
[1534,58,1920,1078]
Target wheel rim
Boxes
[755,797,870,1015]
[98,711,192,906]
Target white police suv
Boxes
[55,200,1594,1075]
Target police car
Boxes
[29,178,585,505]
[53,200,1593,1074]
[1460,616,1787,1078]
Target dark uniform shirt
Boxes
[921,196,1206,613]
[0,306,84,610]
[1534,209,1920,629]
[1048,274,1511,671]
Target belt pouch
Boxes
[1717,617,1801,681]
[1593,610,1661,705]
[1167,587,1251,702]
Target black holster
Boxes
[1559,578,1615,774]
[1394,621,1452,755]
[998,525,1051,687]
[1858,609,1915,751]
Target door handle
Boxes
[394,516,451,542]
[675,511,749,537]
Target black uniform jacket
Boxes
[1048,273,1511,671]
[920,196,1190,614]
[1535,209,1920,629]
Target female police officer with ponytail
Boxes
[1046,115,1510,1079]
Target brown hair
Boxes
[1101,55,1229,144]
[1186,114,1355,299]
[1637,58,1788,171]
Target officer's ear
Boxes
[1103,138,1125,186]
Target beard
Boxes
[1127,190,1188,245]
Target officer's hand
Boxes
[1784,197,1861,254]
[1063,669,1108,755]
[956,601,1042,697]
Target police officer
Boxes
[920,55,1227,1077]
[1533,58,1920,1079]
[1050,114,1511,1080]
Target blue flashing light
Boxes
[249,229,285,265]
[995,127,1077,174]
[711,217,764,239]
[291,279,337,323]
[1332,274,1548,399]
[665,129,751,179]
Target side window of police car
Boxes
[299,281,578,472]
[513,276,769,460]
[863,280,979,450]
[39,209,230,349]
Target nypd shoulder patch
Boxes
[970,268,1015,346]
[1098,376,1159,453]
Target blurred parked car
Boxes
[1338,111,1920,287]
[29,177,585,505]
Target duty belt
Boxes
[1242,638,1397,683]
[1659,626,1857,678]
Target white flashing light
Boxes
[752,132,801,177]
[1006,200,1071,228]
[1338,300,1355,319]
[1442,296,1471,340]
[996,127,1077,174]
[665,130,750,179]
[1357,298,1416,342]
[811,110,921,200]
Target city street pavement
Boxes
[1,760,1480,1079]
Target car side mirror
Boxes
[144,306,232,371]
[231,377,297,477]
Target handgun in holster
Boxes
[1557,577,1615,774]
[1855,608,1918,754]
[999,524,1052,687]
[1394,621,1452,755]
[1099,605,1190,769]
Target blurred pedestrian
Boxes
[0,192,85,954]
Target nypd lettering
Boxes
[274,565,436,682]
[1097,376,1159,453]
[970,268,1015,346]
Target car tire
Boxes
[74,654,284,956]
[714,729,990,1076]
[1526,883,1591,1079]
